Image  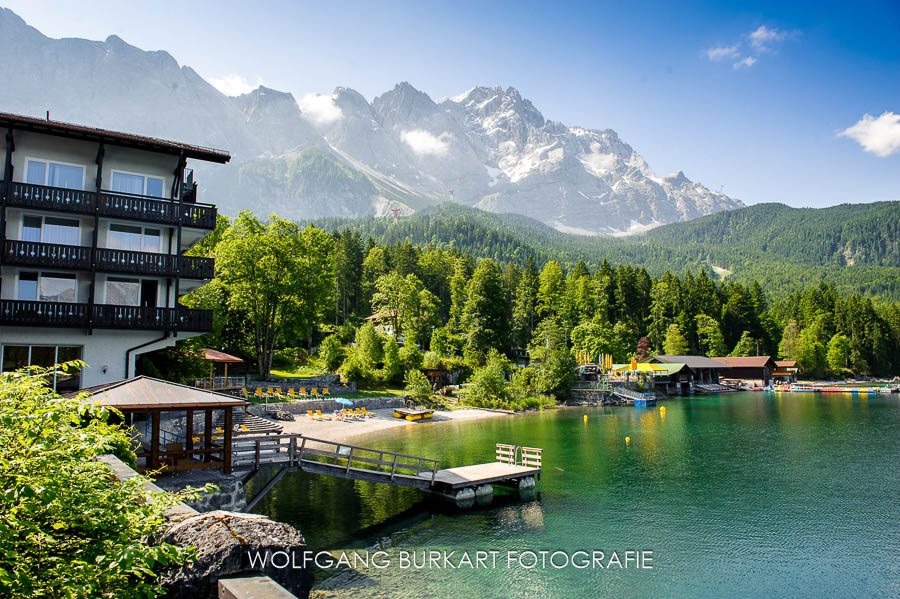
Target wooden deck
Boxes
[423,463,541,489]
[233,434,542,503]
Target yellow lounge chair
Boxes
[322,387,330,395]
[307,409,317,419]
[315,409,329,420]
[240,424,249,432]
[311,388,319,397]
[287,388,297,398]
[299,388,307,396]
[361,407,376,418]
[241,387,251,398]
[267,387,277,397]
[254,388,267,399]
[216,427,224,434]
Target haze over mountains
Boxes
[0,8,743,234]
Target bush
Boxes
[399,339,423,373]
[404,369,432,404]
[319,335,345,373]
[0,363,209,598]
[422,351,442,370]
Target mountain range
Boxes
[0,8,743,234]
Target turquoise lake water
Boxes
[250,392,900,598]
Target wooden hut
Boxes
[81,376,247,474]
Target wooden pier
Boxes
[234,435,541,505]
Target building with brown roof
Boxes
[712,356,778,386]
[0,112,229,391]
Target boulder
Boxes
[157,510,313,599]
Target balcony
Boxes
[4,181,217,229]
[0,299,212,332]
[3,240,214,279]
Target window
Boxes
[25,159,84,190]
[21,215,80,245]
[17,272,37,300]
[106,277,140,306]
[111,171,165,198]
[108,224,162,252]
[1,345,83,392]
[39,272,76,302]
[18,272,78,303]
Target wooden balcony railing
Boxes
[3,239,92,270]
[2,240,213,279]
[0,300,212,332]
[4,181,217,229]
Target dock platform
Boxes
[233,435,541,506]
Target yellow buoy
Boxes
[660,406,666,414]
[625,436,631,445]
[584,414,588,422]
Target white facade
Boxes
[0,114,227,391]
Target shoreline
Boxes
[273,406,514,445]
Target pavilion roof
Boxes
[200,348,244,363]
[80,376,247,410]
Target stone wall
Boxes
[247,396,405,417]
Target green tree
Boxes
[778,319,801,360]
[528,318,575,396]
[352,322,383,384]
[695,314,727,357]
[465,350,516,409]
[399,337,424,373]
[0,364,208,598]
[730,331,760,357]
[214,212,334,378]
[826,333,851,374]
[797,328,827,378]
[319,334,345,373]
[663,323,689,355]
[461,259,509,361]
[537,260,566,318]
[512,256,539,348]
[404,368,432,403]
[379,338,403,385]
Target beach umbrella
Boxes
[335,398,353,406]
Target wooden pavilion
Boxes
[196,348,246,390]
[81,376,247,474]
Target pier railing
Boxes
[496,443,543,468]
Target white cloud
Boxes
[208,73,259,97]
[732,56,757,69]
[839,112,900,157]
[706,45,739,62]
[749,25,787,52]
[401,129,450,156]
[298,93,343,125]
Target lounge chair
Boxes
[311,388,319,397]
[361,407,376,418]
[240,424,249,432]
[241,387,251,399]
[254,388,268,399]
[299,388,307,396]
[322,387,330,395]
[343,409,361,420]
[307,409,317,420]
[287,388,297,398]
[315,409,329,420]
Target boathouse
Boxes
[712,356,778,387]
[650,355,728,384]
[774,360,799,383]
[652,362,694,395]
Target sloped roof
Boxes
[201,348,244,363]
[775,360,798,368]
[652,355,729,369]
[653,362,692,376]
[364,309,398,321]
[712,356,776,368]
[80,376,246,410]
[0,111,231,164]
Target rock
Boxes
[157,510,313,599]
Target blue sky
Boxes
[5,0,899,208]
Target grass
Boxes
[270,357,326,378]
[340,387,407,399]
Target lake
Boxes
[249,391,900,598]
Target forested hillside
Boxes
[315,202,900,299]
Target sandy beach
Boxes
[275,407,512,444]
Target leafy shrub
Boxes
[319,335,345,373]
[0,363,208,598]
[404,369,432,403]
